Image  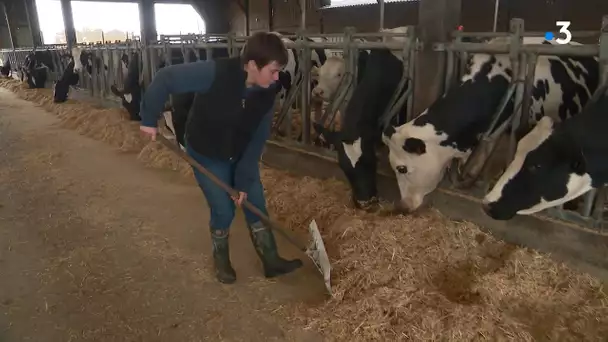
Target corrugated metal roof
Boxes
[320,0,417,10]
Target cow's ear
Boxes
[403,137,426,155]
[382,125,396,140]
[311,66,319,76]
[381,125,397,148]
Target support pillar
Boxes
[244,0,249,35]
[1,2,16,49]
[138,0,157,44]
[23,0,43,46]
[267,0,272,32]
[412,0,461,115]
[60,0,77,49]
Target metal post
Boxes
[300,0,306,31]
[22,0,42,47]
[507,18,524,162]
[1,2,15,49]
[493,0,500,32]
[378,0,385,30]
[245,0,250,35]
[268,0,273,31]
[60,0,77,50]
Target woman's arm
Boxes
[139,60,217,128]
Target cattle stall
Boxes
[2,15,608,278]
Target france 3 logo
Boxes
[544,21,572,44]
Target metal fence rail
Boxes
[1,17,607,232]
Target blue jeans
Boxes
[186,144,269,230]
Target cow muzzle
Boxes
[481,201,514,220]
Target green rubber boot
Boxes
[248,222,303,278]
[210,229,236,284]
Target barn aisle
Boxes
[0,88,325,341]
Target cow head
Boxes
[71,47,87,73]
[312,56,345,101]
[482,116,593,220]
[382,114,468,213]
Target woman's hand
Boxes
[231,191,247,207]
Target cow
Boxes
[51,46,130,103]
[20,50,58,89]
[381,37,599,213]
[310,26,411,102]
[482,93,608,220]
[53,57,80,103]
[109,51,143,121]
[312,45,410,210]
[71,46,113,76]
[269,32,330,109]
[0,58,10,78]
[309,26,410,149]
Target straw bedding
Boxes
[2,77,607,341]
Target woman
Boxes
[138,32,302,284]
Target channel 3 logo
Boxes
[544,21,572,44]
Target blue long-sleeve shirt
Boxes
[139,60,275,192]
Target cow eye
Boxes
[396,165,408,174]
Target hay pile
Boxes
[2,78,608,341]
[0,79,146,152]
[262,167,608,341]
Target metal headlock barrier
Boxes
[1,16,608,233]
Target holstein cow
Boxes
[313,45,410,210]
[482,93,608,220]
[1,58,11,78]
[269,32,329,109]
[20,50,58,89]
[71,46,115,76]
[382,37,598,213]
[110,51,143,120]
[311,26,412,102]
[53,57,80,103]
[308,27,413,210]
[52,46,130,103]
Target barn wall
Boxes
[229,0,608,38]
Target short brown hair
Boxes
[241,32,288,69]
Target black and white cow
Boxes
[269,32,329,109]
[53,46,131,103]
[482,93,608,220]
[109,51,143,121]
[312,43,411,209]
[20,50,58,89]
[71,46,114,76]
[382,37,599,213]
[310,26,411,102]
[1,58,11,78]
[53,57,80,103]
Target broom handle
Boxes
[155,134,306,251]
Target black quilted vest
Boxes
[185,57,277,161]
